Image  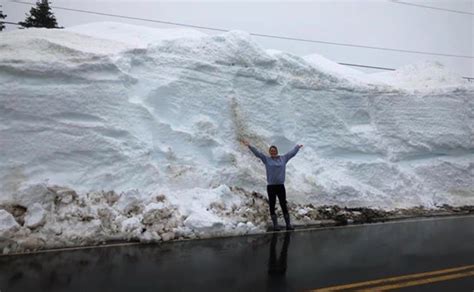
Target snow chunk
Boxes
[139,230,161,243]
[142,202,172,224]
[161,231,175,242]
[49,186,77,204]
[120,217,142,236]
[184,212,225,234]
[12,184,55,209]
[115,190,142,214]
[24,203,47,229]
[0,210,20,236]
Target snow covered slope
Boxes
[0,22,472,251]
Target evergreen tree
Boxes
[19,0,61,29]
[0,5,6,31]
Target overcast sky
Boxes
[3,0,473,77]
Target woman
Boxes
[241,140,303,231]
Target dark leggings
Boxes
[266,184,289,215]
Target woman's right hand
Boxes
[241,140,250,146]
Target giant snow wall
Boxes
[0,23,473,248]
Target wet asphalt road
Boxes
[0,215,473,291]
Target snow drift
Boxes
[0,22,473,252]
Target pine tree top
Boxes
[19,0,61,29]
[0,5,7,32]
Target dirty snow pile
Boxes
[0,22,473,252]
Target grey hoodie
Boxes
[248,145,300,185]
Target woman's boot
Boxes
[271,214,280,231]
[284,214,294,231]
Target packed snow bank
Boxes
[369,61,470,91]
[67,22,207,48]
[303,53,369,84]
[0,22,473,252]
